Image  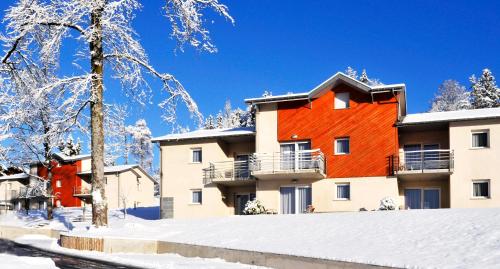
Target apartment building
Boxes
[34,153,156,209]
[154,72,500,219]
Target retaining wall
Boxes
[0,225,61,240]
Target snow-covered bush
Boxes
[379,197,398,210]
[243,199,266,215]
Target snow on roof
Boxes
[53,152,91,162]
[0,173,29,181]
[245,72,406,104]
[152,127,256,142]
[78,164,156,182]
[400,107,500,125]
[79,164,138,175]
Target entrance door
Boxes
[280,187,296,214]
[235,194,250,215]
[423,189,440,209]
[405,189,422,209]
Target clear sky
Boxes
[1,1,500,164]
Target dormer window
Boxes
[334,92,350,109]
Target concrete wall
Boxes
[256,177,398,213]
[449,119,500,208]
[160,139,254,219]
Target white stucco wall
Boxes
[449,119,500,208]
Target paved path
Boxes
[0,239,144,269]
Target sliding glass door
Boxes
[280,141,311,170]
[280,186,312,214]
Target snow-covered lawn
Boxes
[71,208,500,269]
[3,207,500,268]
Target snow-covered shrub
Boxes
[379,197,398,210]
[243,199,266,215]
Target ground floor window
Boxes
[191,189,202,204]
[280,186,311,214]
[472,180,490,198]
[404,188,440,209]
[336,183,350,200]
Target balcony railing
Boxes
[395,149,454,174]
[249,149,326,177]
[73,186,92,197]
[203,160,252,185]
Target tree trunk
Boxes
[90,1,108,227]
[46,168,53,220]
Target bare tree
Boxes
[1,0,232,226]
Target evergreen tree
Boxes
[430,80,471,112]
[470,69,500,108]
[359,69,369,83]
[58,136,82,156]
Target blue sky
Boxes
[1,1,500,165]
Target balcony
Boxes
[73,187,92,197]
[249,149,326,180]
[394,149,454,176]
[203,160,255,186]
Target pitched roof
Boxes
[78,164,156,183]
[244,72,406,104]
[52,152,91,162]
[152,127,255,142]
[400,107,500,126]
[0,173,29,181]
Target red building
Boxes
[36,153,91,207]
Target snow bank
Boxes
[15,235,266,269]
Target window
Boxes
[104,177,107,184]
[137,178,141,191]
[472,180,490,198]
[56,180,62,188]
[191,148,202,163]
[336,184,350,200]
[334,92,350,109]
[335,138,350,155]
[191,189,202,204]
[472,131,489,148]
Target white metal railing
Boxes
[397,149,454,173]
[203,160,251,185]
[249,149,325,175]
[73,186,92,196]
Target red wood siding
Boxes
[38,160,83,207]
[277,84,399,178]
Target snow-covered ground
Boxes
[0,253,58,269]
[3,207,500,268]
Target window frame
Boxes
[335,183,351,200]
[190,148,203,163]
[334,92,350,109]
[190,189,203,204]
[471,130,489,149]
[471,180,490,199]
[334,137,350,155]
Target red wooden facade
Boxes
[38,160,83,207]
[277,83,400,178]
